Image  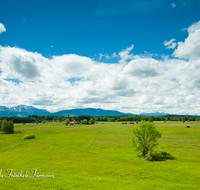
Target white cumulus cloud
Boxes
[173,20,200,60]
[0,23,6,33]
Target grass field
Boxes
[0,121,200,190]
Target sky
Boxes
[0,0,200,115]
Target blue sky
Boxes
[1,0,199,58]
[0,0,200,114]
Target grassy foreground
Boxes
[0,121,200,189]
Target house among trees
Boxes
[70,121,77,125]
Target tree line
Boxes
[0,114,200,124]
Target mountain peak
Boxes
[0,106,10,111]
[10,105,33,112]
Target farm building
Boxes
[130,122,134,124]
[122,122,127,124]
[186,125,190,128]
[70,121,77,125]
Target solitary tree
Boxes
[64,119,70,126]
[131,120,162,158]
[1,120,14,134]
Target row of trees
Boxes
[64,118,95,125]
[1,114,200,124]
[95,115,200,122]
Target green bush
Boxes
[23,134,36,139]
[1,120,14,134]
[147,150,163,161]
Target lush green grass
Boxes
[0,121,200,189]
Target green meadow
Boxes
[0,121,200,190]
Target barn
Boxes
[70,121,77,125]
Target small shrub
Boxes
[23,134,35,139]
[147,150,164,161]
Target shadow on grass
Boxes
[158,155,177,161]
[146,151,177,162]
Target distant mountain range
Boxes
[139,112,169,116]
[0,105,49,117]
[0,105,169,117]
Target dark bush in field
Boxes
[1,120,14,134]
[23,134,36,139]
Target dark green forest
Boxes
[0,114,200,124]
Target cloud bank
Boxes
[1,20,200,115]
